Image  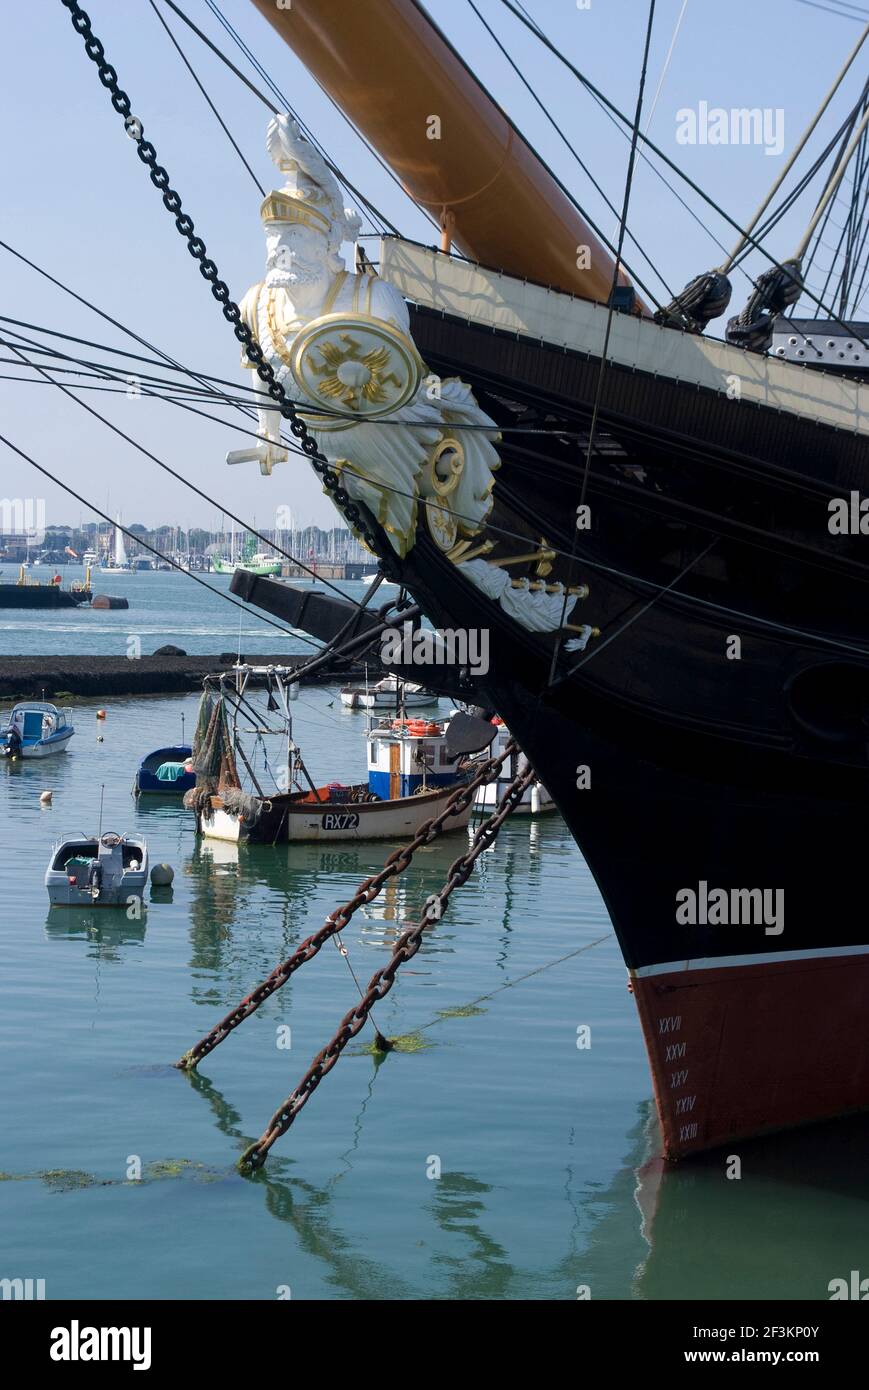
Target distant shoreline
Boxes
[0,655,366,700]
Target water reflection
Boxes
[183,1065,518,1300]
[170,764,568,989]
[635,1111,869,1300]
[44,908,147,950]
[575,1100,869,1300]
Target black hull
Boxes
[243,303,869,1154]
[398,305,869,952]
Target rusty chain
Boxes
[239,759,536,1171]
[176,742,520,1070]
[60,0,399,575]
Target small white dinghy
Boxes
[340,673,439,710]
[45,831,149,908]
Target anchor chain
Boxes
[176,742,521,1071]
[59,0,396,573]
[239,760,536,1171]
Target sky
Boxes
[0,0,865,536]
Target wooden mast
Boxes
[248,0,645,310]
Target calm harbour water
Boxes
[0,565,339,659]
[2,572,868,1300]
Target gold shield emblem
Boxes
[424,498,459,552]
[290,312,423,419]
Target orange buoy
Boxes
[96,709,107,719]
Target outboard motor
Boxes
[87,859,103,899]
[1,725,21,758]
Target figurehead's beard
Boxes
[265,257,330,292]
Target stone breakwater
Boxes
[0,655,366,700]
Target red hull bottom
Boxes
[631,951,869,1158]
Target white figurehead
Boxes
[228,114,500,558]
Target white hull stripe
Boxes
[632,943,869,978]
[381,239,869,440]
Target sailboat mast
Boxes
[114,514,127,568]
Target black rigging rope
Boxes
[0,241,379,599]
[200,0,427,238]
[501,0,869,345]
[0,310,706,439]
[156,0,400,237]
[731,87,869,272]
[0,312,279,402]
[465,0,674,303]
[0,332,366,603]
[0,237,268,439]
[547,0,658,686]
[511,0,734,270]
[793,0,869,20]
[6,338,865,664]
[7,308,869,598]
[147,0,265,197]
[0,429,325,649]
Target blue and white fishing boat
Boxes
[0,702,75,759]
[133,744,195,796]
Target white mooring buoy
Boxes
[40,790,53,805]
